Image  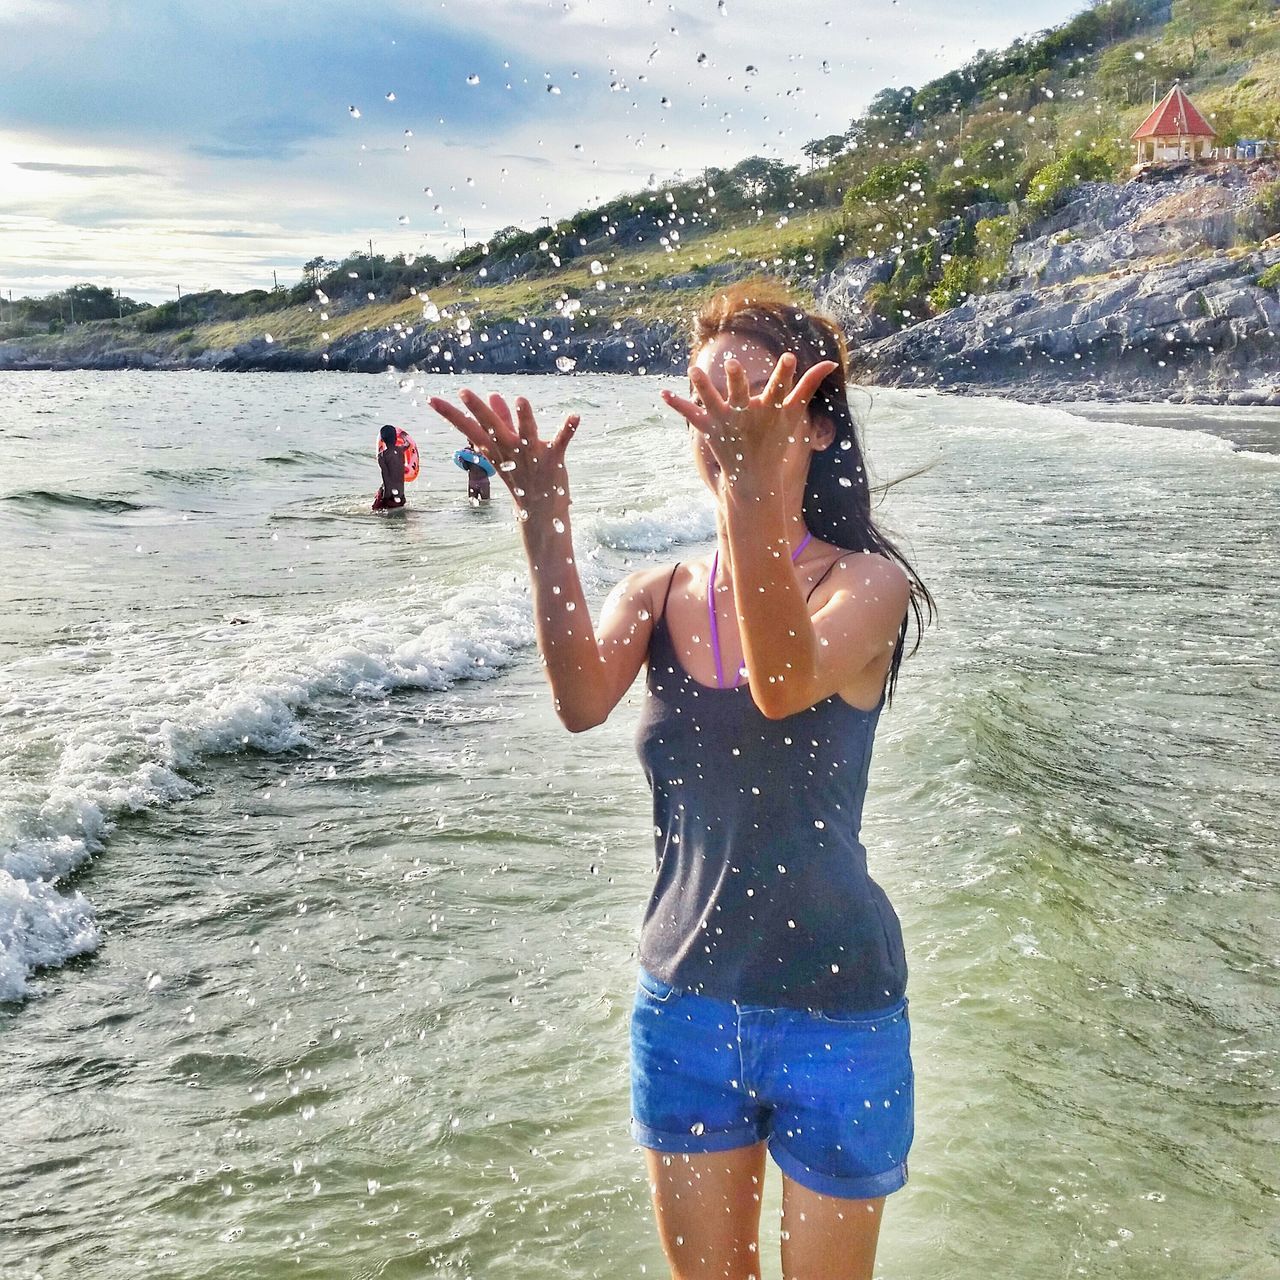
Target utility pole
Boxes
[272,269,279,292]
[462,226,467,248]
[369,239,376,284]
[176,284,183,319]
[69,290,75,325]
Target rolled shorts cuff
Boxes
[631,1115,768,1155]
[768,1137,908,1201]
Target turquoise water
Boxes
[1,372,1277,1278]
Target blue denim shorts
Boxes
[630,970,913,1200]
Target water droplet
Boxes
[547,84,561,95]
[385,91,396,101]
[466,74,480,85]
[556,356,577,372]
[397,214,410,225]
[552,518,566,533]
[348,105,361,118]
[1134,50,1145,62]
[499,460,517,472]
[589,260,604,275]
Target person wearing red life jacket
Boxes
[373,424,407,511]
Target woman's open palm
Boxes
[429,390,579,517]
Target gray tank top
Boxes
[635,565,908,1012]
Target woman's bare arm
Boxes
[429,389,660,731]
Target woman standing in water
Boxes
[430,282,931,1280]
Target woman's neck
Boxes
[713,508,811,583]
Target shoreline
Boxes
[3,357,1279,411]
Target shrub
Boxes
[1023,147,1116,216]
[1255,182,1280,238]
[973,215,1016,283]
[926,215,1017,314]
[928,256,977,312]
[1258,263,1280,291]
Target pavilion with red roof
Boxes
[1131,85,1216,166]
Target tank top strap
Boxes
[657,563,681,622]
[805,553,845,603]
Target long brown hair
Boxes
[690,279,934,701]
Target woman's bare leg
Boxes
[645,1143,767,1280]
[779,1176,884,1280]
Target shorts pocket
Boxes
[637,969,679,1003]
[814,997,907,1029]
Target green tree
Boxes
[802,134,848,170]
[303,255,338,285]
[1168,0,1216,61]
[726,156,799,206]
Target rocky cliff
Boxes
[4,166,1277,405]
[822,163,1280,405]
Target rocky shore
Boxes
[826,162,1280,406]
[4,166,1278,405]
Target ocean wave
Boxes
[142,466,238,485]
[260,449,335,466]
[1,490,148,514]
[0,495,710,1002]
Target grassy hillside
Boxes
[5,0,1279,362]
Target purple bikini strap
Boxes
[709,531,813,689]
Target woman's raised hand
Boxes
[429,390,579,519]
[660,351,838,487]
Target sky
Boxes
[0,0,1088,303]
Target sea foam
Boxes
[0,497,712,1002]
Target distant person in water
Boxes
[373,424,406,511]
[463,454,491,503]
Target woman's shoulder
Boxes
[809,544,910,602]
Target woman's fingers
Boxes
[459,388,517,447]
[786,360,840,411]
[553,413,581,456]
[514,396,546,448]
[428,396,492,453]
[761,352,797,408]
[723,355,751,409]
[488,393,516,432]
[660,388,710,431]
[687,366,729,418]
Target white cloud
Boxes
[0,0,1085,301]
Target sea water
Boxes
[0,371,1276,1279]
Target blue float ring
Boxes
[453,448,497,477]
